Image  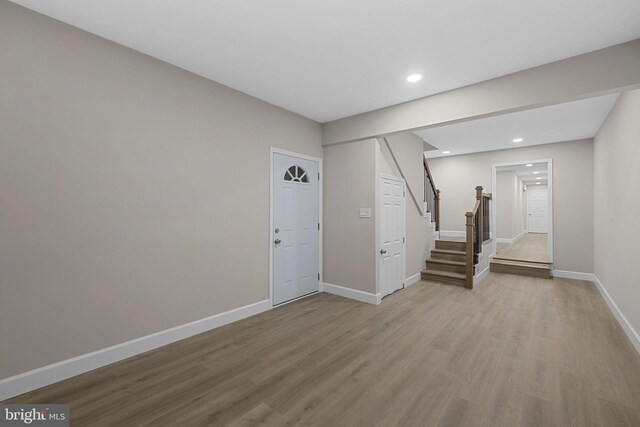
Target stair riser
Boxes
[425,262,466,274]
[435,241,466,251]
[490,263,551,279]
[431,252,466,262]
[421,272,467,286]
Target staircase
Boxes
[421,239,468,286]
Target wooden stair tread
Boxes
[431,249,465,256]
[492,256,550,265]
[420,270,466,280]
[491,259,551,270]
[426,259,465,266]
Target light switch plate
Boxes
[359,208,371,219]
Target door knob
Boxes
[274,238,281,245]
[380,249,387,254]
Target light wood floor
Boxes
[6,274,640,426]
[497,233,549,263]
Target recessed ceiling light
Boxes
[536,177,541,180]
[533,171,540,174]
[525,164,533,167]
[442,151,451,154]
[537,182,542,185]
[512,138,524,143]
[406,74,422,83]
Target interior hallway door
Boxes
[379,176,405,298]
[527,189,548,233]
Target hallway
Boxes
[497,233,549,263]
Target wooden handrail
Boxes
[423,157,438,194]
[423,157,440,231]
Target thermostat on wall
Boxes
[359,208,371,218]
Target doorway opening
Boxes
[492,160,553,271]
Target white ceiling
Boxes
[497,163,548,186]
[10,0,640,123]
[418,94,619,159]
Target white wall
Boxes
[428,139,594,273]
[514,178,525,237]
[496,171,525,240]
[594,88,640,336]
[0,2,322,380]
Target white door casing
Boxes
[527,190,548,233]
[379,176,406,298]
[272,152,320,305]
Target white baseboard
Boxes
[592,276,640,355]
[551,271,640,356]
[433,230,440,239]
[496,230,525,245]
[552,270,595,281]
[0,299,271,401]
[404,272,422,288]
[474,265,490,287]
[439,230,465,238]
[321,282,381,305]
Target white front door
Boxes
[272,152,320,305]
[528,190,548,233]
[379,176,405,298]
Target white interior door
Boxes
[527,190,548,233]
[379,176,405,298]
[272,153,319,305]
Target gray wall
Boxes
[428,139,594,273]
[594,88,640,336]
[323,134,435,296]
[0,2,322,379]
[323,140,377,294]
[378,135,435,282]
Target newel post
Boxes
[465,212,474,289]
[476,186,484,247]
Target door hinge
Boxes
[318,273,320,281]
[403,191,406,197]
[403,237,405,243]
[318,222,320,230]
[318,172,320,180]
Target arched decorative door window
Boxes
[284,165,309,183]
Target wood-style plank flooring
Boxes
[6,273,640,426]
[497,233,549,263]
